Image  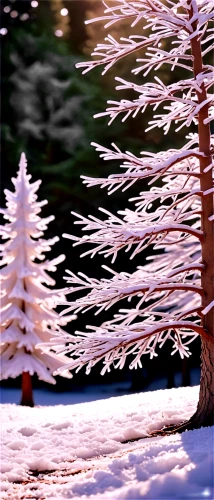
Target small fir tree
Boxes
[53,0,213,431]
[0,153,73,407]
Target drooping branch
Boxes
[81,144,203,193]
[61,265,202,317]
[94,75,213,129]
[64,209,202,263]
[53,319,211,377]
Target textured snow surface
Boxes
[1,386,213,499]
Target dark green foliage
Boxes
[2,28,129,228]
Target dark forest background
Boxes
[1,0,201,395]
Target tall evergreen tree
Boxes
[53,0,214,430]
[0,153,74,406]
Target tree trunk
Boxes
[191,339,214,426]
[189,1,214,427]
[20,371,34,407]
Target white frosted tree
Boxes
[0,153,73,406]
[52,0,213,431]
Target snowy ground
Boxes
[1,386,213,500]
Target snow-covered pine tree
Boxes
[53,0,214,430]
[0,153,73,407]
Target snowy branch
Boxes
[61,266,202,317]
[81,144,204,193]
[53,319,209,376]
[77,0,213,75]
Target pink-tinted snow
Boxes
[1,386,213,499]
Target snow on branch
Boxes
[76,0,213,75]
[133,48,194,75]
[53,319,207,376]
[94,76,213,131]
[81,144,203,193]
[85,0,192,30]
[61,265,202,318]
[64,204,202,263]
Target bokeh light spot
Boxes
[60,8,68,16]
[20,13,29,21]
[55,29,63,37]
[10,10,18,18]
[0,28,8,35]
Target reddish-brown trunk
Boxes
[20,371,34,407]
[189,2,214,427]
[192,340,214,426]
